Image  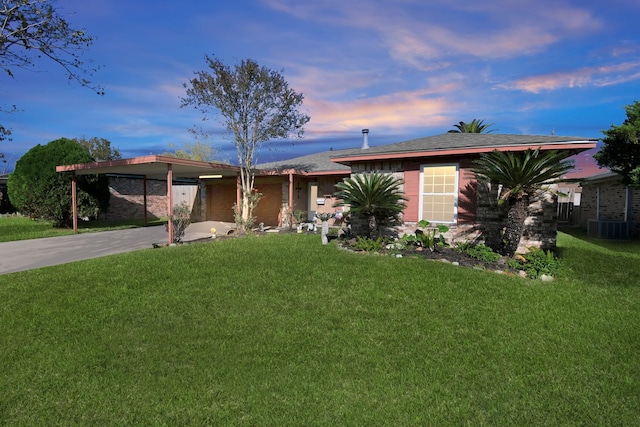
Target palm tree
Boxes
[448,119,495,133]
[335,173,407,239]
[471,149,574,257]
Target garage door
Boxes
[254,183,282,226]
[207,180,236,222]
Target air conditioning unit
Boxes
[587,220,630,240]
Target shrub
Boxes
[335,173,407,239]
[507,248,560,279]
[455,241,501,263]
[168,202,192,243]
[412,220,449,251]
[8,138,110,227]
[351,236,387,252]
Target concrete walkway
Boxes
[0,221,236,275]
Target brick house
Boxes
[328,133,596,251]
[57,133,597,249]
[580,171,640,239]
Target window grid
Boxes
[420,165,458,223]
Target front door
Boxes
[307,182,318,221]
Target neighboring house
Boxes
[556,182,582,225]
[579,171,640,239]
[0,173,13,214]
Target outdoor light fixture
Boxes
[199,174,223,179]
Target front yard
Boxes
[0,231,638,425]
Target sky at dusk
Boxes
[2,0,640,177]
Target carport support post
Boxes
[72,171,78,233]
[143,175,148,226]
[288,173,294,222]
[167,164,173,244]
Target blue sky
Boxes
[2,0,640,175]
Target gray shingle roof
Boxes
[257,149,353,173]
[257,133,599,173]
[331,133,598,159]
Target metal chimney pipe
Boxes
[362,129,369,150]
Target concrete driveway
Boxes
[0,226,168,275]
[0,221,237,275]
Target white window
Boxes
[419,164,458,223]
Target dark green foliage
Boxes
[405,219,450,251]
[7,138,109,227]
[73,136,121,161]
[594,100,640,187]
[335,172,407,238]
[350,236,388,252]
[455,241,502,263]
[448,119,495,133]
[472,149,574,256]
[507,247,561,279]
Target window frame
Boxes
[418,163,459,224]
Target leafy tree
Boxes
[0,0,102,146]
[163,141,225,163]
[335,172,407,239]
[73,137,121,161]
[594,100,640,187]
[8,138,109,227]
[182,55,310,231]
[448,119,495,133]
[472,149,574,257]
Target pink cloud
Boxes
[499,62,640,93]
[263,0,602,69]
[304,90,456,134]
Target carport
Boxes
[56,155,240,244]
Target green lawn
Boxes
[0,232,638,425]
[0,216,166,242]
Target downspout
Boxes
[143,175,148,227]
[624,185,630,222]
[596,186,600,220]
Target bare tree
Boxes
[182,55,310,231]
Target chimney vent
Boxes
[361,129,370,150]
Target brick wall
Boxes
[103,176,167,220]
[580,179,640,236]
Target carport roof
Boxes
[56,155,239,180]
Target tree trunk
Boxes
[241,191,251,227]
[368,215,377,239]
[502,197,529,257]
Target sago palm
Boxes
[335,172,407,238]
[472,149,574,257]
